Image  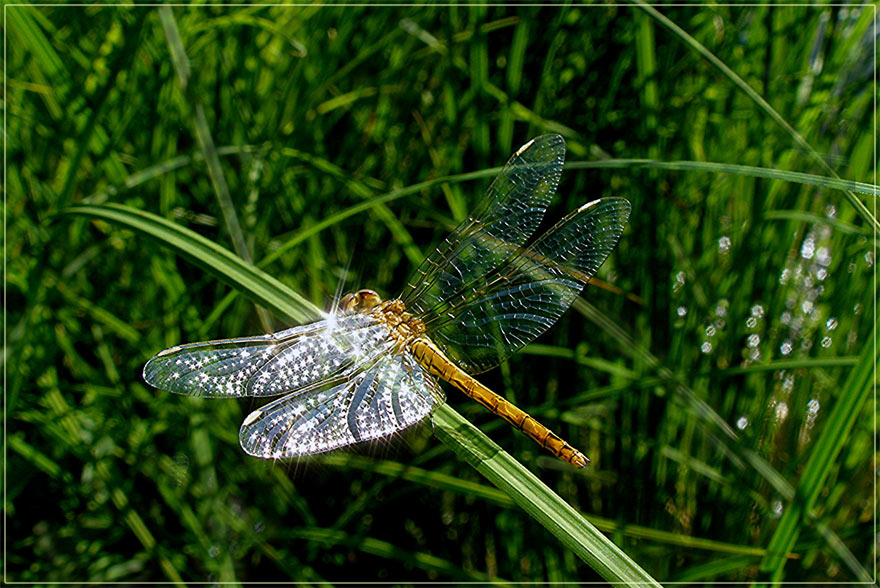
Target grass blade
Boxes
[567,159,880,198]
[633,0,879,233]
[61,204,320,324]
[432,405,663,586]
[319,454,784,558]
[159,6,273,332]
[757,324,877,582]
[574,298,871,580]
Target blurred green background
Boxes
[5,3,877,584]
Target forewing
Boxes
[421,198,631,374]
[239,351,444,458]
[401,134,565,320]
[143,314,394,397]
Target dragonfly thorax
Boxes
[373,299,426,348]
[340,289,426,345]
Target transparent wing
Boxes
[420,198,631,374]
[401,134,565,319]
[143,314,395,397]
[239,351,444,458]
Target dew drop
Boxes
[672,271,685,294]
[801,237,815,259]
[771,500,784,517]
[701,342,713,354]
[826,317,838,330]
[775,402,789,421]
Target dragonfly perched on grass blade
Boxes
[144,134,630,468]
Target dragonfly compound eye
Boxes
[339,293,356,312]
[339,290,382,313]
[355,289,382,311]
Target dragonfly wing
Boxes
[239,351,444,458]
[401,134,565,319]
[422,197,631,374]
[143,314,394,397]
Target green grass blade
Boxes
[318,454,781,558]
[190,13,307,57]
[6,5,65,119]
[672,554,760,583]
[567,159,880,198]
[287,527,499,582]
[758,325,878,581]
[159,6,273,332]
[60,204,320,324]
[573,298,869,579]
[633,0,879,233]
[763,210,872,236]
[432,405,663,587]
[710,357,859,376]
[258,167,503,268]
[635,10,658,154]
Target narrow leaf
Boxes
[758,324,877,581]
[61,204,321,324]
[432,405,663,586]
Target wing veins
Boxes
[413,198,631,373]
[401,135,565,309]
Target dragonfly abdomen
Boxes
[408,337,588,468]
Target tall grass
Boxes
[7,4,876,584]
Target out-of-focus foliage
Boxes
[6,4,876,584]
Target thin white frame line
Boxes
[1,2,873,5]
[871,2,878,584]
[2,1,876,586]
[3,3,6,588]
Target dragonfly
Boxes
[144,134,630,468]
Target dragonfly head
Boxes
[340,289,383,313]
